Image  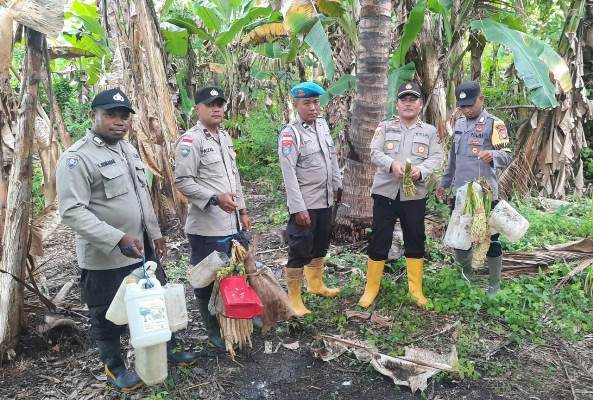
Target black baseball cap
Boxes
[456,81,481,107]
[195,86,226,104]
[398,81,422,98]
[91,88,135,113]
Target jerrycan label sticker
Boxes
[138,299,168,332]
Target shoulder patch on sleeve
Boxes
[65,155,81,170]
[180,147,191,157]
[492,119,510,149]
[179,136,193,147]
[280,131,294,155]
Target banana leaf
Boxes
[470,18,561,109]
[386,62,416,118]
[304,19,335,80]
[320,74,356,106]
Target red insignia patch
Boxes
[180,137,193,146]
[281,132,293,155]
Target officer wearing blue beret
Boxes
[278,82,342,316]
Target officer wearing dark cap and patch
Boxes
[278,81,342,317]
[437,80,512,298]
[358,81,443,308]
[174,86,251,348]
[56,88,198,392]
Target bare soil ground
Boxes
[1,186,592,400]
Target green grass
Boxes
[502,197,593,251]
[294,195,593,386]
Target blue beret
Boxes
[290,82,325,98]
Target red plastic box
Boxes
[219,275,264,319]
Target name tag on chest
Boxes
[98,159,116,168]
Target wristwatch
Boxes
[208,195,219,207]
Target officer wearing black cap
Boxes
[174,86,251,349]
[56,88,198,391]
[358,81,443,309]
[437,80,512,298]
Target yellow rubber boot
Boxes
[285,267,311,317]
[358,259,385,308]
[406,258,428,306]
[304,257,340,298]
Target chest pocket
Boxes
[383,131,401,154]
[134,161,147,188]
[463,135,484,156]
[411,135,430,159]
[298,140,321,168]
[99,166,129,199]
[199,153,224,178]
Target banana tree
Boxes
[241,0,357,108]
[498,0,592,198]
[387,0,572,119]
[163,0,275,133]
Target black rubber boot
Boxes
[486,255,503,299]
[454,249,474,281]
[196,297,225,351]
[167,334,200,366]
[96,338,144,392]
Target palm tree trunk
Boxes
[337,0,392,235]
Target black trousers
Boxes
[367,194,426,261]
[80,233,166,341]
[449,197,502,257]
[187,234,233,299]
[286,207,333,268]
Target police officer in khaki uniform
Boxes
[358,82,444,308]
[437,81,512,298]
[174,86,251,348]
[278,82,342,317]
[57,89,197,392]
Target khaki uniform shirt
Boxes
[56,130,162,270]
[278,115,342,214]
[440,109,512,200]
[174,121,246,237]
[370,117,444,201]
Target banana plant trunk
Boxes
[336,0,392,237]
[101,0,187,226]
[499,0,592,198]
[0,28,43,355]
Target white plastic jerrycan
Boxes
[135,342,168,385]
[164,283,188,332]
[125,277,171,348]
[106,277,137,325]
